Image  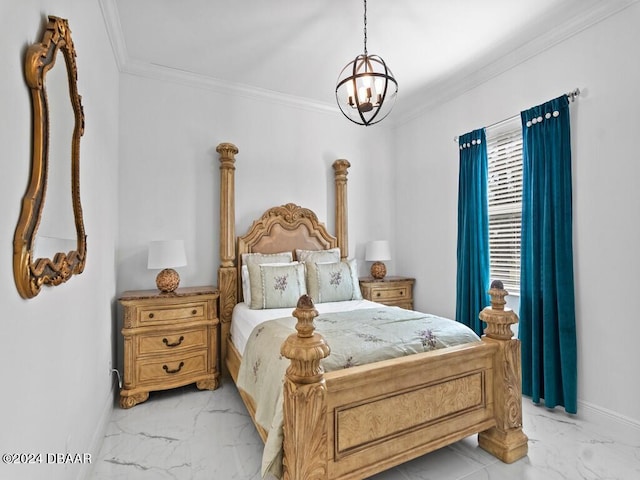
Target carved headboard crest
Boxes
[265,203,319,224]
[240,203,336,245]
[237,203,338,301]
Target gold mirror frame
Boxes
[13,16,86,299]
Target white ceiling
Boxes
[104,0,634,122]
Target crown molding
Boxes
[392,0,640,126]
[98,0,128,71]
[99,0,638,125]
[98,0,337,115]
[122,59,339,115]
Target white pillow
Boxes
[247,262,307,309]
[242,251,293,266]
[346,259,363,300]
[306,259,362,303]
[296,248,341,264]
[241,265,250,303]
[241,252,293,302]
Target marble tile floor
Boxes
[91,379,640,480]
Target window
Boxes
[486,117,523,294]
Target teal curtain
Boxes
[520,95,577,413]
[456,129,490,336]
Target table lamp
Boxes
[365,240,391,280]
[148,240,187,292]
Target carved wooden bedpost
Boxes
[280,295,331,480]
[217,142,238,368]
[332,159,350,260]
[478,280,529,463]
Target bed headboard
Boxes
[215,143,350,363]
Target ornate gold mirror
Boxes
[13,16,86,299]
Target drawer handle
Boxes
[163,362,185,374]
[162,336,184,348]
[376,292,381,297]
[148,313,154,319]
[191,309,197,315]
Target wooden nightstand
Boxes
[119,286,220,408]
[359,276,415,309]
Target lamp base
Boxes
[156,268,180,293]
[370,261,387,280]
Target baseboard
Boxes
[577,399,640,444]
[78,384,116,480]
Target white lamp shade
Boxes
[148,240,187,269]
[365,240,391,262]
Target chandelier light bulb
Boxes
[347,81,355,106]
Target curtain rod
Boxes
[453,88,581,143]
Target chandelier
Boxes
[335,0,398,126]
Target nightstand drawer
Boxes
[137,351,207,384]
[359,276,415,310]
[370,286,409,302]
[138,301,207,325]
[137,327,208,356]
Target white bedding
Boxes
[230,299,381,355]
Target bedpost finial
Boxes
[216,142,238,161]
[488,280,508,311]
[332,159,351,176]
[297,294,315,310]
[479,279,518,339]
[281,294,330,384]
[292,295,319,338]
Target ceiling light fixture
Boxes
[336,0,398,126]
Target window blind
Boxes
[486,118,522,293]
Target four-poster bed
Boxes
[215,142,527,479]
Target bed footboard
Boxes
[324,342,496,479]
[281,283,527,480]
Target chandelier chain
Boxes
[363,0,368,56]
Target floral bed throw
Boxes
[236,305,480,479]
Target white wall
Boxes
[0,2,119,479]
[116,73,395,298]
[394,4,640,426]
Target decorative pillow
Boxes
[241,265,250,303]
[241,252,293,302]
[306,259,362,303]
[242,251,293,266]
[296,247,341,264]
[346,259,363,300]
[247,262,307,309]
